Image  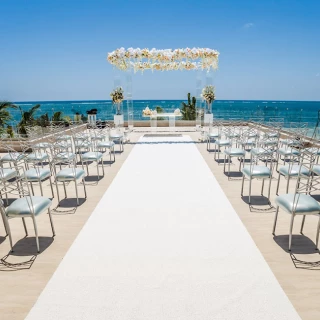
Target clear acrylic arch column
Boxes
[204,71,213,126]
[195,69,203,131]
[113,69,124,128]
[126,69,134,130]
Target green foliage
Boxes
[18,104,41,134]
[181,93,196,120]
[6,125,14,138]
[155,106,164,120]
[155,106,163,113]
[0,101,17,128]
[52,111,63,122]
[36,113,50,127]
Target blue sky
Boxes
[1,0,320,101]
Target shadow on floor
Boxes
[223,171,243,179]
[0,236,54,271]
[241,195,275,212]
[273,235,320,269]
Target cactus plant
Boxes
[181,93,196,120]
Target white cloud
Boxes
[243,22,254,29]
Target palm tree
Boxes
[18,104,41,134]
[0,101,17,128]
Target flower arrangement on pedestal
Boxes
[110,87,124,115]
[142,107,153,116]
[201,85,215,114]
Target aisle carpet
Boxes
[26,135,300,320]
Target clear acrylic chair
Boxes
[50,131,87,208]
[276,123,310,195]
[241,126,281,206]
[206,120,220,151]
[223,121,246,178]
[0,165,55,253]
[213,122,231,161]
[96,125,116,163]
[273,143,320,251]
[78,128,105,181]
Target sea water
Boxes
[12,100,320,128]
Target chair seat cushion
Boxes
[281,139,301,146]
[110,133,124,140]
[260,140,278,146]
[279,165,310,177]
[312,164,320,175]
[75,141,92,148]
[242,165,271,178]
[275,194,320,215]
[240,139,255,146]
[56,168,85,181]
[97,141,115,148]
[23,168,51,181]
[224,148,246,157]
[54,141,72,149]
[250,148,273,156]
[26,152,49,162]
[215,139,230,146]
[0,168,18,181]
[34,142,50,149]
[207,132,220,139]
[1,153,25,162]
[54,152,76,162]
[81,151,103,161]
[55,135,71,141]
[6,196,52,217]
[278,147,300,156]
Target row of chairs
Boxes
[0,122,129,253]
[205,119,320,251]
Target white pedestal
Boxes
[88,114,96,126]
[204,113,213,125]
[150,117,157,129]
[168,115,175,127]
[114,114,124,126]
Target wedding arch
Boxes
[107,47,220,128]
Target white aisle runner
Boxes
[26,135,300,320]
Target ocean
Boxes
[12,100,320,128]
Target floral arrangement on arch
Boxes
[107,47,219,73]
[110,87,124,104]
[201,85,215,104]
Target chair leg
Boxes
[272,206,279,235]
[261,179,265,196]
[248,178,252,204]
[48,208,55,236]
[75,180,79,206]
[49,177,54,198]
[267,176,272,204]
[22,217,28,236]
[300,215,306,234]
[2,213,13,252]
[276,173,281,195]
[63,182,67,198]
[39,179,44,196]
[241,175,245,196]
[285,176,290,194]
[228,156,231,177]
[289,214,295,251]
[32,216,40,253]
[83,177,87,198]
[316,217,320,250]
[101,158,105,175]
